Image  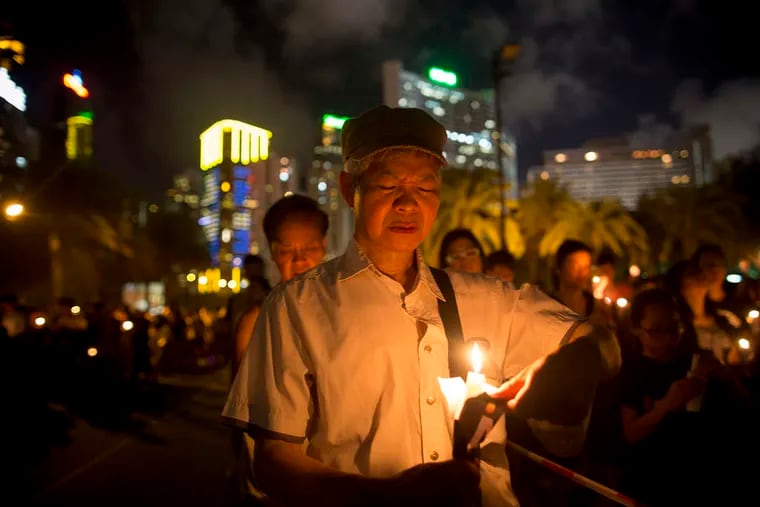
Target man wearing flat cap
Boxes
[223,106,620,507]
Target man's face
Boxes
[270,215,326,282]
[350,151,441,255]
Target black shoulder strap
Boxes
[429,267,468,379]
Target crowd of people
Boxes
[219,105,760,507]
[439,229,758,505]
[4,104,758,506]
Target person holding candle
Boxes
[223,105,621,507]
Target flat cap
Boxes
[341,106,447,170]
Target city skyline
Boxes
[2,0,759,201]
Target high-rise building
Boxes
[381,60,519,199]
[196,119,298,292]
[308,114,353,258]
[0,32,30,209]
[62,69,93,163]
[525,125,714,210]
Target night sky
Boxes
[4,0,759,199]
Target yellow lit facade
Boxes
[196,267,242,294]
[65,114,93,160]
[197,119,297,286]
[200,119,272,171]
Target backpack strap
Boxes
[429,267,468,379]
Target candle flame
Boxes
[471,343,483,373]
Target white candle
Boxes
[438,343,497,420]
[465,343,487,398]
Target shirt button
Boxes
[429,451,439,461]
[426,396,436,405]
[424,345,432,353]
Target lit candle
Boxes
[465,343,487,399]
[438,342,496,420]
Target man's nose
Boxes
[394,187,418,211]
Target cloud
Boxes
[499,67,595,133]
[460,14,511,59]
[266,0,408,55]
[130,0,313,179]
[672,78,760,158]
[518,0,601,27]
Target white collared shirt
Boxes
[223,241,581,506]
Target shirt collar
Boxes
[338,239,445,301]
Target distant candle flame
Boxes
[471,343,483,373]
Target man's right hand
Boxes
[379,459,480,507]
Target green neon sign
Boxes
[78,111,94,120]
[322,114,349,129]
[428,67,457,87]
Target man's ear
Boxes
[339,171,356,209]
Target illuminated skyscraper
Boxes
[62,69,93,162]
[382,60,519,199]
[197,119,298,291]
[525,125,714,210]
[0,31,31,206]
[309,114,353,258]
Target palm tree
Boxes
[511,179,573,282]
[539,199,649,265]
[637,183,747,269]
[424,168,524,266]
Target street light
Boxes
[4,201,24,219]
[2,200,64,300]
[492,44,520,251]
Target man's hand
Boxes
[490,357,545,410]
[381,459,480,507]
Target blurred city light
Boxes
[726,274,743,284]
[63,69,89,98]
[322,114,349,129]
[428,67,457,86]
[121,320,134,332]
[0,67,26,111]
[4,202,24,218]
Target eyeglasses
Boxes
[446,248,481,265]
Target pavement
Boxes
[12,367,242,507]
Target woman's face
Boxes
[445,237,483,273]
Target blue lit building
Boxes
[197,119,298,291]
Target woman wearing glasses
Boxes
[438,228,485,274]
